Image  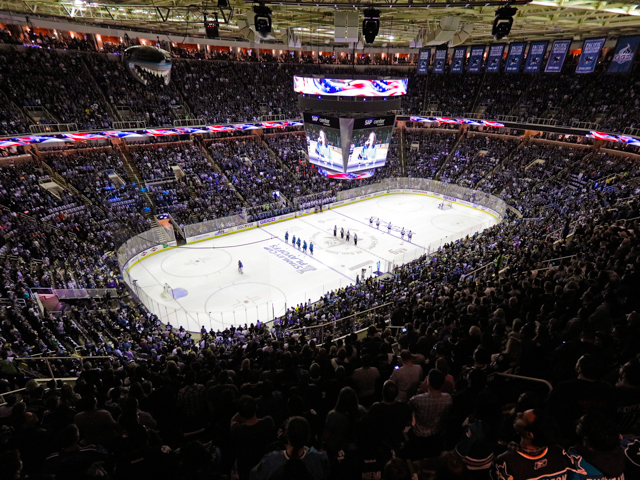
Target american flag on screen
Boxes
[293,77,407,97]
[14,136,64,144]
[207,126,236,132]
[144,129,179,136]
[62,133,108,140]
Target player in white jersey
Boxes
[408,230,413,242]
[387,222,392,233]
[401,227,405,240]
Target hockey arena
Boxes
[126,192,500,331]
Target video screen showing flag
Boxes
[346,116,395,173]
[319,168,375,180]
[303,113,343,171]
[294,77,407,97]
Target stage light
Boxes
[362,7,380,44]
[204,13,219,39]
[492,5,517,40]
[253,3,272,38]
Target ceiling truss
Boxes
[0,0,639,47]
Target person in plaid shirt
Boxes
[401,369,452,460]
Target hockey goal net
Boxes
[160,283,174,301]
[439,201,453,210]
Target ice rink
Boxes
[127,193,500,331]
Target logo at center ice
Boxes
[184,256,211,267]
[264,244,317,274]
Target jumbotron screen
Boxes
[294,77,408,97]
[346,116,395,172]
[303,113,344,171]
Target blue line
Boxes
[333,210,425,250]
[262,230,357,283]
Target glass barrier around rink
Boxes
[183,214,245,240]
[117,227,176,271]
[334,178,508,218]
[122,268,201,332]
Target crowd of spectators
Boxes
[1,39,640,480]
[0,47,113,130]
[1,159,639,479]
[453,134,518,189]
[84,53,180,127]
[1,42,640,134]
[405,129,457,179]
[128,142,242,225]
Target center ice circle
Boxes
[375,196,424,212]
[205,282,287,320]
[160,248,232,277]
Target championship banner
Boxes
[468,45,486,73]
[608,35,640,74]
[451,47,467,73]
[486,44,506,73]
[524,40,548,73]
[417,49,430,75]
[505,42,526,73]
[576,37,606,73]
[433,48,447,73]
[545,39,571,73]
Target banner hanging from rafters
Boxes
[608,35,640,74]
[505,42,526,73]
[545,39,572,73]
[417,49,430,75]
[468,45,485,73]
[451,47,467,73]
[433,47,447,73]
[576,37,606,73]
[486,44,506,73]
[524,40,548,73]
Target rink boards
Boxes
[123,191,501,331]
[182,188,501,246]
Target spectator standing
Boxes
[368,381,412,452]
[250,416,330,480]
[402,369,452,460]
[390,350,424,403]
[351,354,380,407]
[231,395,276,480]
[492,409,584,480]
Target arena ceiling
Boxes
[2,0,640,48]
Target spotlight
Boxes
[492,5,517,40]
[362,7,380,44]
[204,13,219,39]
[253,3,272,38]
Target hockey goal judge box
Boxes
[160,283,174,301]
[438,200,453,210]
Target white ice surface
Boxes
[127,194,499,331]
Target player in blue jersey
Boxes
[284,231,289,242]
[297,238,301,249]
[309,242,314,255]
[238,260,243,274]
[303,240,307,253]
[292,234,296,246]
